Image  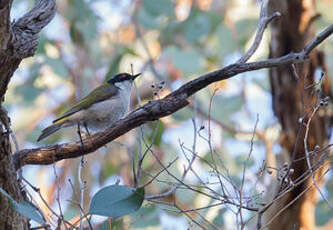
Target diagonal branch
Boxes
[237,0,281,64]
[13,23,333,170]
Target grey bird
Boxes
[37,72,141,141]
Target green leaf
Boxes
[0,187,15,202]
[67,0,99,43]
[14,202,45,224]
[182,8,221,44]
[89,185,145,218]
[0,187,45,224]
[185,13,211,43]
[142,0,174,17]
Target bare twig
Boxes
[303,104,333,209]
[239,115,259,228]
[260,168,331,230]
[237,0,281,64]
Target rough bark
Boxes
[264,0,332,229]
[0,0,55,229]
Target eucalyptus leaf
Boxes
[182,8,221,44]
[89,185,144,218]
[0,187,15,202]
[14,202,45,225]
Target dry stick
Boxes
[51,163,67,229]
[144,130,196,199]
[304,104,333,209]
[255,157,331,229]
[173,201,209,230]
[146,152,259,211]
[142,157,179,188]
[207,89,226,193]
[13,26,333,169]
[239,115,259,229]
[22,177,75,228]
[180,144,234,201]
[260,168,331,230]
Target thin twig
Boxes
[237,0,281,64]
[303,104,333,209]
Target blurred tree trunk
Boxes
[265,0,332,229]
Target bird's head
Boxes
[107,72,141,85]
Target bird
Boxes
[37,72,141,142]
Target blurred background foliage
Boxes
[6,0,333,229]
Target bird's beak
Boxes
[132,73,141,80]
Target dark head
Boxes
[107,73,141,84]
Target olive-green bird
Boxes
[37,72,141,141]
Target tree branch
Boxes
[11,0,56,58]
[237,0,281,64]
[13,23,333,170]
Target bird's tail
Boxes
[37,122,64,142]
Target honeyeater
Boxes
[37,72,141,141]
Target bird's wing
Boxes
[53,84,119,124]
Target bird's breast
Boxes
[82,96,129,130]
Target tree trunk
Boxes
[0,109,27,230]
[0,0,55,229]
[265,0,331,229]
